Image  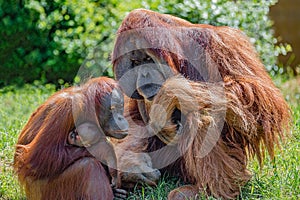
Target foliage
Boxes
[0,0,117,87]
[27,0,120,81]
[0,0,291,86]
[0,0,48,86]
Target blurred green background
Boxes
[0,0,294,87]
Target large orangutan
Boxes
[111,9,291,199]
[13,77,128,200]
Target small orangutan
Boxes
[111,9,291,199]
[13,77,128,200]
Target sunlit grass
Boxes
[0,83,56,199]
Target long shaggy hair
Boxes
[149,75,290,198]
[112,9,291,199]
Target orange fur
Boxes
[13,77,120,200]
[112,9,291,199]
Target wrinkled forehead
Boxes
[102,88,124,108]
[111,88,124,103]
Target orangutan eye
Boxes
[70,129,78,139]
[130,58,141,66]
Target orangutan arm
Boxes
[112,130,161,189]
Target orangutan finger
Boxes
[113,188,128,195]
[139,174,157,186]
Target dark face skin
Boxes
[68,88,128,146]
[115,49,174,100]
[100,88,129,139]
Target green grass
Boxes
[0,83,56,199]
[0,78,299,200]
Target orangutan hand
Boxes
[117,152,161,188]
[113,188,127,200]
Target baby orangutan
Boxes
[68,122,120,189]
